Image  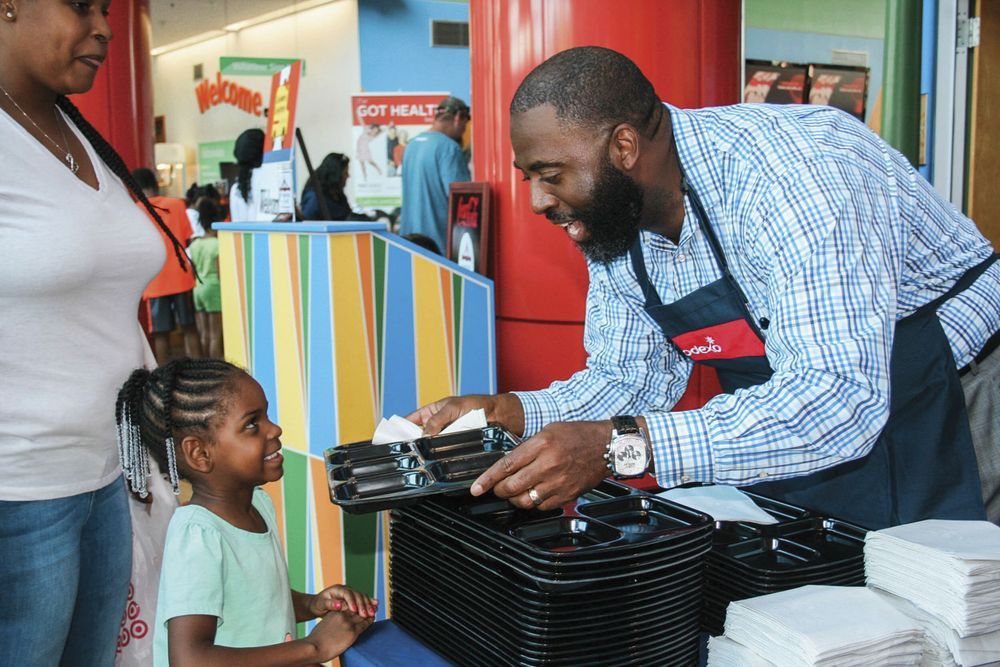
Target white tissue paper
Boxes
[371,409,488,445]
[658,485,779,525]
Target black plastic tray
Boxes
[325,426,519,513]
[392,504,712,581]
[391,592,702,667]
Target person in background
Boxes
[133,167,203,365]
[410,47,999,530]
[185,183,222,239]
[301,152,353,221]
[0,1,190,663]
[402,233,441,255]
[115,359,377,666]
[189,198,224,359]
[400,96,471,257]
[229,128,264,222]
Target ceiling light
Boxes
[151,30,227,57]
[224,0,336,33]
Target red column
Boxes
[71,0,153,171]
[470,0,741,392]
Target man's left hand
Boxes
[470,420,612,510]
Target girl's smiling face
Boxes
[208,372,284,488]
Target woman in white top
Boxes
[228,128,264,222]
[0,1,190,663]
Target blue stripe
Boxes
[251,233,277,424]
[307,235,337,454]
[381,245,417,417]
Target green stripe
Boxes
[281,450,309,636]
[342,513,378,597]
[373,236,386,388]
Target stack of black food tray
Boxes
[326,426,521,513]
[701,492,868,635]
[325,431,714,665]
[389,483,715,666]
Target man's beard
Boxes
[553,155,644,265]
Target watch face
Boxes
[611,434,648,477]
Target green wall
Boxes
[746,0,887,39]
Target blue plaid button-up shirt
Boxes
[515,103,999,489]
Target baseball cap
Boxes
[436,96,470,118]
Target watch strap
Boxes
[611,415,640,436]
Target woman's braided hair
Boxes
[115,358,246,496]
[55,94,190,276]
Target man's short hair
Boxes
[436,96,470,120]
[510,46,661,134]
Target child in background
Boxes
[115,359,377,666]
[188,199,224,358]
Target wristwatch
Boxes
[604,416,652,479]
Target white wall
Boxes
[152,0,361,199]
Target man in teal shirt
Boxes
[400,96,471,254]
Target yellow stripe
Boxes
[413,256,453,405]
[218,232,248,367]
[269,234,307,453]
[329,236,376,444]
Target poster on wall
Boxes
[250,60,302,221]
[807,64,869,121]
[447,182,490,276]
[350,93,448,210]
[743,60,808,104]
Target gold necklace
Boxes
[0,84,80,174]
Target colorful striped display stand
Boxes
[217,222,496,630]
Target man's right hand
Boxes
[406,393,526,437]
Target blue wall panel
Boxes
[359,0,470,104]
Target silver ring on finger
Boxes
[528,487,543,506]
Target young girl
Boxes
[116,358,377,666]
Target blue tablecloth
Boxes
[343,620,711,666]
[342,620,453,667]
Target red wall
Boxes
[71,0,153,171]
[470,0,742,392]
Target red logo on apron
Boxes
[672,319,765,360]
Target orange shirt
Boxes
[140,195,195,298]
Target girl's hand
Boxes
[309,585,379,618]
[305,610,374,660]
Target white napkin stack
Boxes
[717,586,924,666]
[707,635,777,666]
[865,520,1000,639]
[370,409,488,445]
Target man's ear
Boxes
[180,435,213,474]
[609,123,640,172]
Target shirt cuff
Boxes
[511,390,564,437]
[645,409,715,488]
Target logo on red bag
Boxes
[682,336,722,357]
[672,320,765,360]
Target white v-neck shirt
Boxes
[0,106,163,500]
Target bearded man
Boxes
[410,46,1000,529]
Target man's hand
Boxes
[406,393,526,436]
[470,420,612,510]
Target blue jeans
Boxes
[0,477,132,666]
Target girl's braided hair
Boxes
[115,358,245,496]
[55,94,190,276]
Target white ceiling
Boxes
[149,0,309,48]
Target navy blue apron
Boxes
[629,177,991,528]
